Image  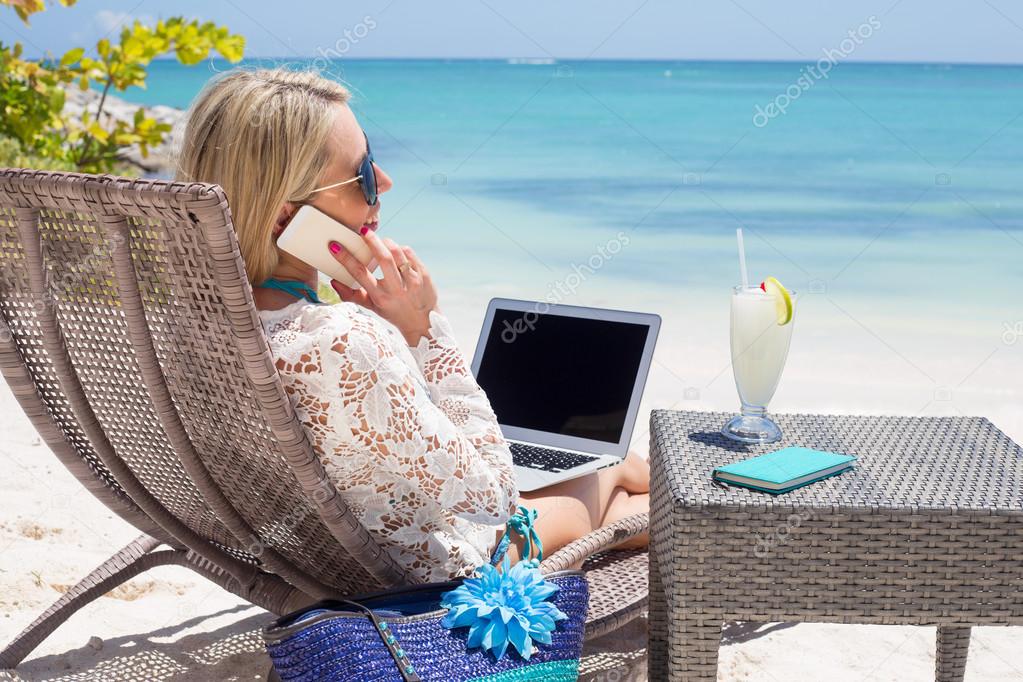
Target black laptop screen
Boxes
[474,308,650,444]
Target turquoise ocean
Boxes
[132,59,1021,317]
[121,58,1023,439]
[125,59,1023,426]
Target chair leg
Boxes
[935,626,971,682]
[1,532,314,673]
[0,534,170,669]
[647,550,669,680]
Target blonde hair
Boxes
[175,68,351,285]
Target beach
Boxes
[3,275,1022,680]
[2,58,1022,680]
[2,298,1021,680]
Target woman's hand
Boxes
[328,230,439,346]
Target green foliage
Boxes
[0,134,77,170]
[0,2,245,173]
[0,0,76,25]
[317,281,342,305]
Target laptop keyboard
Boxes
[509,442,600,473]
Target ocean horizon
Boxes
[133,56,1023,66]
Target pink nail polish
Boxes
[359,226,369,236]
[328,241,341,254]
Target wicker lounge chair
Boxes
[0,168,648,670]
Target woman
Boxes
[176,68,649,582]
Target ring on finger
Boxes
[397,260,413,274]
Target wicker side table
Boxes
[648,410,1023,682]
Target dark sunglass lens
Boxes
[362,157,378,206]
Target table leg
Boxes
[649,544,721,681]
[935,626,971,682]
[671,613,723,681]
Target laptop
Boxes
[470,298,660,492]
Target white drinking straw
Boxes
[736,227,750,290]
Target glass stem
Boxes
[740,401,767,418]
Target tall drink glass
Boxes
[722,284,796,443]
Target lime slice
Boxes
[761,276,793,325]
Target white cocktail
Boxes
[722,282,796,443]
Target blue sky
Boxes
[4,0,1023,64]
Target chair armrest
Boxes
[539,512,648,574]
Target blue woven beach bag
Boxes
[263,507,588,681]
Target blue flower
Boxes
[440,555,567,661]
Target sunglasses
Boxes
[309,131,378,206]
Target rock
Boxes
[63,86,184,177]
[86,635,103,651]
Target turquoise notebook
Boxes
[712,446,856,494]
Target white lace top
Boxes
[257,299,518,582]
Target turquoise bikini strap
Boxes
[259,277,322,304]
[489,505,543,569]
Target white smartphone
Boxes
[275,205,378,288]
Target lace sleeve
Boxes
[407,310,504,431]
[322,307,518,524]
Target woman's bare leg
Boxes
[500,453,650,564]
[617,449,650,494]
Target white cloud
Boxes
[93,9,156,35]
[94,9,130,34]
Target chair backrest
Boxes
[0,169,409,598]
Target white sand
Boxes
[2,291,1021,680]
